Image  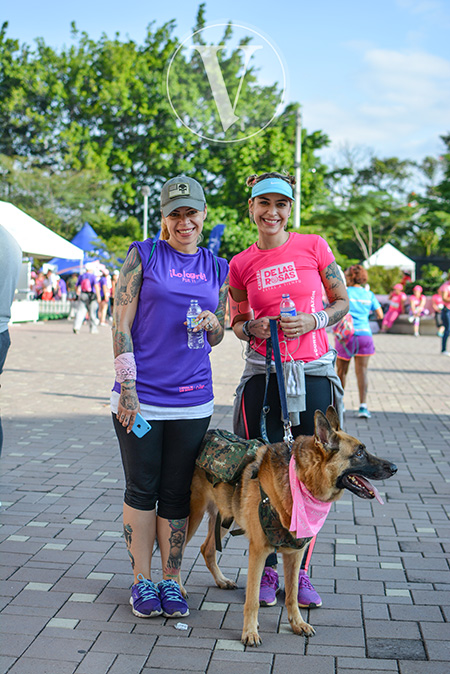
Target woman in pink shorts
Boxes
[335,265,383,418]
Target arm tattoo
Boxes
[323,261,343,289]
[114,330,133,354]
[215,273,230,328]
[121,247,141,276]
[163,518,188,579]
[321,261,349,327]
[327,307,348,325]
[207,274,230,346]
[115,248,143,307]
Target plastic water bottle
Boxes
[280,293,296,317]
[280,293,296,340]
[187,299,204,349]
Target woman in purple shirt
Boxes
[111,176,229,619]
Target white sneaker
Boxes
[358,405,371,418]
[442,351,450,357]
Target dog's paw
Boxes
[216,578,238,590]
[290,620,315,637]
[241,630,262,647]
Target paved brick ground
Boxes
[0,319,449,674]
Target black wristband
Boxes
[242,320,252,338]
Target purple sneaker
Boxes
[298,569,322,608]
[158,579,189,618]
[259,566,280,606]
[130,574,162,617]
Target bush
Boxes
[366,266,403,294]
[404,264,445,295]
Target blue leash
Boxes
[260,319,294,448]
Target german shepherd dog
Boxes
[186,406,397,646]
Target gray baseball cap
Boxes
[160,176,206,217]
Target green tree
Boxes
[409,136,450,257]
[0,9,331,260]
[311,146,416,263]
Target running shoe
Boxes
[130,574,162,617]
[298,570,322,608]
[259,566,280,606]
[158,579,189,618]
[358,405,371,418]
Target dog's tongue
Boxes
[358,476,384,504]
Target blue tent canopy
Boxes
[48,222,109,274]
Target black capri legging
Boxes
[241,373,332,443]
[113,415,210,519]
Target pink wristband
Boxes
[115,353,137,383]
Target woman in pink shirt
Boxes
[380,283,406,332]
[439,272,450,355]
[229,171,348,611]
[432,292,444,336]
[408,285,428,337]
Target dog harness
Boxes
[259,486,312,550]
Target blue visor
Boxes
[251,177,295,200]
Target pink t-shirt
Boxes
[439,281,450,309]
[432,293,444,310]
[389,291,406,310]
[229,233,335,362]
[410,293,426,312]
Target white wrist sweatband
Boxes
[115,353,137,383]
[312,311,329,330]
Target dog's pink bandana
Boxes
[289,456,331,538]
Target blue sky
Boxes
[3,0,450,164]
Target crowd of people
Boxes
[378,275,449,353]
[29,265,121,334]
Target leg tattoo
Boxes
[124,523,135,570]
[164,518,187,579]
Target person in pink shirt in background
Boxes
[408,284,428,337]
[380,283,407,332]
[438,271,450,355]
[432,291,444,337]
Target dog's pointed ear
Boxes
[314,410,332,446]
[314,410,338,453]
[325,406,340,432]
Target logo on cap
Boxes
[169,183,190,198]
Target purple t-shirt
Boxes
[99,276,109,299]
[113,239,229,407]
[76,273,98,292]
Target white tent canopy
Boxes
[0,201,84,260]
[363,243,416,281]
